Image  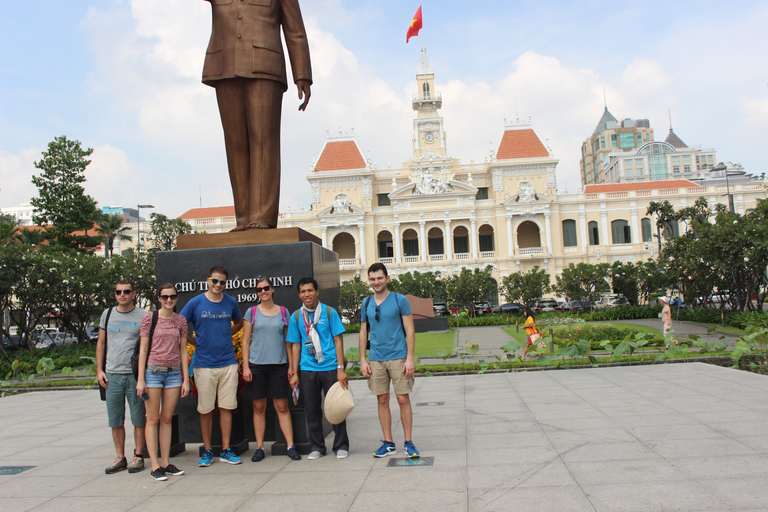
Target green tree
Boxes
[0,246,24,340]
[147,212,192,251]
[339,275,371,322]
[391,270,442,299]
[609,261,639,305]
[7,248,62,346]
[0,214,19,246]
[635,258,670,305]
[49,251,112,343]
[554,262,610,307]
[499,266,551,308]
[443,265,495,315]
[30,136,100,250]
[104,249,157,310]
[95,213,133,259]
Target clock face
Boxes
[424,132,435,143]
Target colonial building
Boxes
[176,49,766,304]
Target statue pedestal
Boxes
[157,237,339,456]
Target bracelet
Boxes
[337,365,344,369]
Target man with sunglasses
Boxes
[180,266,244,467]
[97,280,147,474]
[359,263,420,458]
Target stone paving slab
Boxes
[1,363,767,511]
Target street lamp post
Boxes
[711,162,734,214]
[137,204,155,252]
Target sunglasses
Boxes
[160,294,178,301]
[115,289,133,295]
[208,278,226,286]
[256,285,271,293]
[375,305,381,322]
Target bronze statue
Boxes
[203,0,312,230]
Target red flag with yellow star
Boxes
[406,6,423,43]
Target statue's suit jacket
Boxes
[202,0,312,90]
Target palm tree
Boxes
[15,228,47,247]
[95,213,133,259]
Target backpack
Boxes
[363,293,405,351]
[252,305,288,327]
[131,311,158,380]
[99,307,114,401]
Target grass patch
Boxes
[414,329,455,358]
[696,323,747,335]
[604,322,662,335]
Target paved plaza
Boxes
[2,362,767,511]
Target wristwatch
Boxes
[337,364,344,369]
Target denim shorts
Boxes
[106,373,146,428]
[144,368,183,389]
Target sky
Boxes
[1,0,767,219]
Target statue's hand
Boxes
[297,80,311,111]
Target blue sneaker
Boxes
[219,447,242,465]
[404,440,420,458]
[198,449,213,467]
[373,440,396,458]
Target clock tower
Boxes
[412,48,447,162]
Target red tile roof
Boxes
[179,206,235,220]
[314,140,366,172]
[584,180,699,193]
[496,129,549,159]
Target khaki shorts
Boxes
[194,364,239,414]
[368,359,414,396]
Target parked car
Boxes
[566,300,592,312]
[594,294,630,309]
[492,303,523,314]
[86,325,100,343]
[473,301,492,316]
[35,332,78,349]
[433,302,448,316]
[2,334,21,352]
[534,298,560,312]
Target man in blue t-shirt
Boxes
[359,263,419,458]
[180,266,244,467]
[286,277,349,460]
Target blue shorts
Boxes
[144,368,183,389]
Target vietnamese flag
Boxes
[406,6,423,43]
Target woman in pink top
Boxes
[136,284,190,481]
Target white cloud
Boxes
[739,96,768,127]
[0,148,41,207]
[86,144,144,208]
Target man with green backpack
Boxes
[286,277,349,460]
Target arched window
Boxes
[423,82,430,99]
[641,218,652,242]
[377,230,393,258]
[662,220,679,238]
[402,229,419,256]
[453,226,469,254]
[588,221,599,245]
[427,227,444,255]
[611,220,631,244]
[562,219,577,247]
[478,225,494,252]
